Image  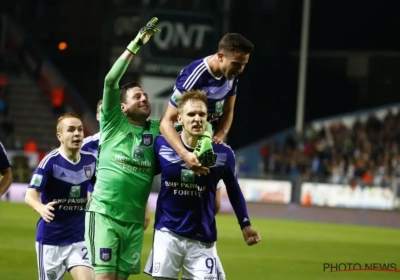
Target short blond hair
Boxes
[56,112,82,132]
[177,90,208,113]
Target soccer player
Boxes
[159,33,254,172]
[145,90,261,280]
[81,99,102,158]
[0,141,13,196]
[85,18,161,280]
[81,99,102,200]
[25,112,96,280]
[81,99,151,230]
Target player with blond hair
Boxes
[145,90,260,280]
[25,112,97,280]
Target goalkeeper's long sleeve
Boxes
[103,58,130,112]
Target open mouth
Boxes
[72,139,81,145]
[192,124,202,130]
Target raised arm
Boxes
[102,51,134,112]
[103,17,161,113]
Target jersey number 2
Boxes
[81,247,89,260]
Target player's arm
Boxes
[87,158,97,199]
[25,171,58,223]
[213,94,236,144]
[103,17,160,113]
[0,167,12,196]
[223,146,261,246]
[160,104,190,158]
[160,102,209,175]
[144,203,150,230]
[214,187,221,214]
[0,142,12,196]
[103,51,134,112]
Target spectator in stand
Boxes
[0,75,9,117]
[260,109,400,190]
[51,87,65,116]
[24,139,38,153]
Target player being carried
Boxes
[144,90,261,280]
[84,18,161,280]
[160,33,254,174]
[25,112,97,280]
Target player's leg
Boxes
[84,211,119,280]
[35,242,68,280]
[182,240,220,280]
[214,246,226,280]
[145,228,184,279]
[67,241,94,280]
[194,122,216,167]
[114,220,144,279]
[142,248,153,277]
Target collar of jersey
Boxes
[179,133,195,151]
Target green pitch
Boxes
[1,202,399,280]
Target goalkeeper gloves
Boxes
[127,17,161,54]
[194,131,217,167]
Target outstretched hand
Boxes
[128,17,161,54]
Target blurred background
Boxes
[1,0,400,210]
[1,1,400,280]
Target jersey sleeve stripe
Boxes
[38,149,59,169]
[80,150,98,160]
[82,136,93,145]
[182,63,207,90]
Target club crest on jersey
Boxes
[46,271,57,280]
[100,248,112,262]
[141,133,153,147]
[83,166,92,178]
[154,262,160,273]
[181,169,195,183]
[215,100,225,114]
[69,185,81,198]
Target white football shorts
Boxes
[144,228,226,280]
[35,241,92,280]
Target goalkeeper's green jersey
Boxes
[87,58,160,223]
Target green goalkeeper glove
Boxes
[127,17,161,54]
[194,131,217,167]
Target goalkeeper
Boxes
[159,33,254,174]
[85,18,160,280]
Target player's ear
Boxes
[177,114,183,125]
[217,52,224,62]
[121,103,126,112]
[56,131,62,142]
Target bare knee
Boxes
[95,273,117,280]
[70,266,94,280]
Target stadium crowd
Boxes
[259,110,400,189]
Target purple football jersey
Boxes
[0,142,11,171]
[29,149,96,245]
[153,134,251,243]
[170,57,239,123]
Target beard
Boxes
[125,107,151,121]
